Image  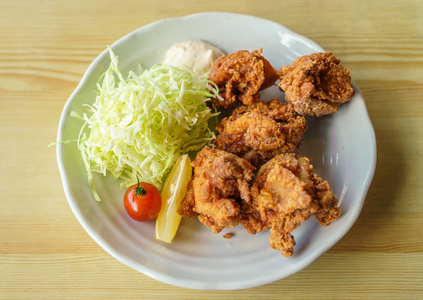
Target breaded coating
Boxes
[209,49,278,109]
[177,146,255,233]
[240,153,341,257]
[279,51,354,117]
[214,99,308,167]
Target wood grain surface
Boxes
[1,0,422,299]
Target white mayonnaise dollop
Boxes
[163,40,225,76]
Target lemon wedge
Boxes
[155,154,192,243]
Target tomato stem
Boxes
[132,177,147,201]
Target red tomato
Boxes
[124,179,162,222]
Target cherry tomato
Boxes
[124,179,162,222]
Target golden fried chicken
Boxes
[177,146,255,233]
[214,99,308,167]
[209,49,279,109]
[279,51,355,117]
[240,153,341,257]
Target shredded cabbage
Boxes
[77,48,219,201]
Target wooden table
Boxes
[1,0,422,298]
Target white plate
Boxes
[56,12,376,290]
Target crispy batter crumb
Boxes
[223,232,234,239]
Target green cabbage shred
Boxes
[77,48,219,201]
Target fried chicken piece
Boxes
[177,146,255,233]
[279,51,355,117]
[209,49,279,109]
[214,99,308,167]
[240,153,341,257]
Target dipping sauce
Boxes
[163,40,225,76]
